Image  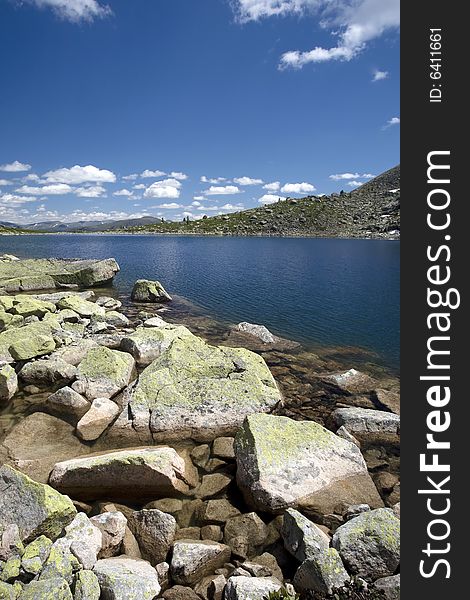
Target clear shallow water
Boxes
[0,235,400,370]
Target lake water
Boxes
[0,235,400,371]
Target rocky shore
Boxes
[0,256,400,600]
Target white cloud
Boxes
[233,176,264,186]
[0,160,31,172]
[235,1,400,69]
[330,172,375,180]
[220,203,244,210]
[0,179,13,186]
[113,188,133,197]
[204,185,242,196]
[16,183,73,195]
[281,182,316,194]
[347,180,363,187]
[372,69,389,81]
[193,196,205,201]
[44,165,116,184]
[152,203,182,210]
[201,176,227,184]
[258,194,287,204]
[0,193,38,205]
[133,183,146,190]
[24,0,112,23]
[122,173,138,181]
[383,116,400,129]
[75,185,106,198]
[192,201,202,206]
[263,181,280,191]
[170,172,188,180]
[144,178,182,199]
[140,169,167,178]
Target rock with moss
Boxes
[114,334,281,444]
[170,539,231,586]
[293,548,350,595]
[51,340,98,367]
[21,535,53,575]
[281,509,330,563]
[75,347,136,401]
[0,557,21,582]
[56,513,102,570]
[224,576,282,600]
[9,297,56,319]
[373,574,400,600]
[131,279,172,303]
[74,570,101,600]
[93,556,161,599]
[0,323,56,361]
[38,543,76,584]
[56,297,104,319]
[19,358,77,388]
[0,581,20,600]
[120,324,194,366]
[0,365,17,403]
[234,414,383,517]
[48,447,190,502]
[0,525,24,562]
[17,576,73,599]
[332,508,400,580]
[0,465,77,543]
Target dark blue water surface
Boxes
[0,235,400,370]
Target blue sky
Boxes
[0,0,399,224]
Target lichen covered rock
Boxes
[93,556,161,600]
[131,279,172,303]
[76,347,136,400]
[0,323,56,361]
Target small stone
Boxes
[201,500,241,525]
[204,459,227,473]
[175,527,201,541]
[170,540,231,586]
[144,498,183,515]
[224,513,269,559]
[195,474,232,499]
[201,525,222,542]
[121,526,142,558]
[156,561,170,592]
[293,549,350,595]
[223,576,282,600]
[162,586,200,600]
[90,511,127,558]
[21,535,53,575]
[191,444,210,468]
[76,398,120,441]
[212,437,235,460]
[343,504,371,521]
[46,386,90,422]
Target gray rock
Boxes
[223,576,282,600]
[281,508,330,562]
[144,316,168,328]
[76,398,120,441]
[293,549,350,595]
[235,414,383,516]
[344,504,371,521]
[336,426,361,447]
[155,561,170,592]
[333,407,400,437]
[234,323,277,344]
[163,586,200,600]
[18,577,73,599]
[131,279,172,302]
[212,437,235,460]
[224,513,269,559]
[46,386,90,422]
[90,511,127,558]
[96,296,122,310]
[50,339,98,367]
[0,365,17,403]
[373,574,400,600]
[19,358,77,387]
[58,512,102,569]
[128,509,177,565]
[332,508,400,580]
[171,539,231,586]
[195,474,232,499]
[0,524,23,561]
[74,570,101,600]
[201,500,241,525]
[0,465,76,543]
[48,447,189,501]
[93,556,161,599]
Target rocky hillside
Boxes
[117,165,400,239]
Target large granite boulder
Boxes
[0,465,76,543]
[120,324,194,366]
[0,322,56,361]
[234,414,383,517]
[48,447,190,501]
[131,279,172,302]
[75,347,136,400]
[0,258,119,293]
[112,334,281,444]
[93,556,161,599]
[332,508,400,580]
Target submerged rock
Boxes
[333,407,400,440]
[131,279,172,302]
[234,413,382,516]
[93,556,161,599]
[48,447,190,501]
[233,323,277,344]
[0,465,76,543]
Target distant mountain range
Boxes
[1,166,400,238]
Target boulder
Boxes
[46,386,91,422]
[0,412,91,483]
[74,570,101,600]
[131,279,172,302]
[0,322,55,361]
[76,398,120,441]
[118,334,281,443]
[59,512,102,569]
[332,508,400,580]
[0,365,17,403]
[8,297,56,318]
[0,465,76,542]
[223,576,282,600]
[120,324,194,366]
[234,323,277,344]
[234,413,383,517]
[93,556,161,599]
[17,577,73,599]
[21,535,53,575]
[293,549,350,595]
[171,539,231,586]
[324,369,377,395]
[51,339,98,367]
[90,511,127,558]
[128,509,177,565]
[76,347,136,401]
[48,447,189,501]
[333,407,400,441]
[281,508,330,562]
[223,513,269,559]
[373,574,400,600]
[19,358,77,387]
